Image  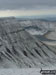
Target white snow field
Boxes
[0,67,56,75]
[0,69,41,75]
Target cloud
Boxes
[0,0,56,17]
[0,0,56,10]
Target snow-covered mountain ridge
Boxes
[0,17,56,68]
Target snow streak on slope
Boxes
[0,18,56,68]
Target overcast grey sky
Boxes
[0,0,56,10]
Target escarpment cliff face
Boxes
[0,17,56,68]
